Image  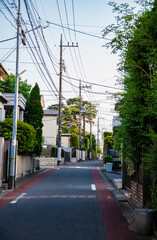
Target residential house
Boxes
[42,109,58,146]
[0,93,8,121]
[0,63,9,80]
[3,93,26,121]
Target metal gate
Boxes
[64,151,70,162]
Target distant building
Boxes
[42,109,58,146]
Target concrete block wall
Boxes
[39,157,64,166]
[131,181,143,208]
[16,155,35,179]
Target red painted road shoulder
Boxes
[0,169,56,211]
[92,169,137,240]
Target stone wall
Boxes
[131,181,143,208]
[40,157,64,166]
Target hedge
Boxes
[103,155,113,164]
[0,118,37,154]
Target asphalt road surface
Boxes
[0,160,137,240]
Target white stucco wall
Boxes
[0,102,5,121]
[42,115,57,146]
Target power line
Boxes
[47,21,111,40]
[0,25,41,43]
[62,75,123,90]
[24,0,59,94]
[62,77,115,95]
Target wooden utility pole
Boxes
[79,79,82,161]
[57,34,63,166]
[57,35,78,165]
[89,104,92,160]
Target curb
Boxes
[0,168,47,195]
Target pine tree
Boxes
[24,83,43,155]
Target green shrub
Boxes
[81,146,87,151]
[84,137,90,150]
[103,155,113,164]
[70,133,79,148]
[62,126,70,133]
[92,150,97,158]
[0,118,37,154]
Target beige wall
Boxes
[61,136,70,148]
[42,115,57,146]
[16,155,35,179]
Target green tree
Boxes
[104,131,112,138]
[0,118,37,154]
[70,133,79,148]
[104,135,113,149]
[24,83,43,155]
[83,137,90,150]
[85,134,97,152]
[0,73,31,100]
[47,103,59,110]
[62,126,70,133]
[48,98,97,127]
[103,0,157,207]
[70,125,79,135]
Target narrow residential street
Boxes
[0,160,137,240]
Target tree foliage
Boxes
[83,137,90,150]
[103,0,157,207]
[48,97,97,126]
[62,126,70,133]
[104,131,112,138]
[0,118,37,154]
[85,134,97,152]
[70,124,79,135]
[0,73,31,100]
[104,135,113,149]
[70,133,79,148]
[24,83,43,155]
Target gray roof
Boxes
[3,93,26,110]
[44,109,58,116]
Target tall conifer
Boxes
[24,83,43,155]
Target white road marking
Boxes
[91,184,96,191]
[76,166,80,168]
[10,193,27,204]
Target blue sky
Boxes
[0,0,143,135]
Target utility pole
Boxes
[9,0,21,190]
[79,79,82,161]
[89,104,92,160]
[57,34,63,166]
[57,35,78,165]
[97,118,99,159]
[81,84,91,139]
